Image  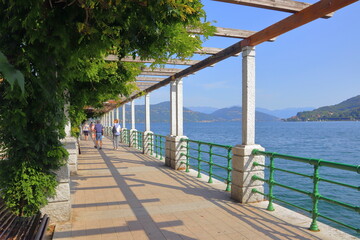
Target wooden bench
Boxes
[0,199,49,240]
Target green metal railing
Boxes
[135,130,144,151]
[147,133,165,160]
[180,138,232,191]
[252,149,360,233]
[122,129,130,145]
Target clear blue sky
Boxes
[136,0,360,110]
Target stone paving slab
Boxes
[54,137,357,240]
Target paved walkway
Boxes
[54,137,356,240]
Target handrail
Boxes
[147,133,165,160]
[253,149,360,173]
[252,149,360,234]
[121,129,130,145]
[180,138,232,191]
[132,130,144,151]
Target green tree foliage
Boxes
[0,0,213,215]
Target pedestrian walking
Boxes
[90,122,95,139]
[112,119,121,150]
[82,122,90,140]
[94,120,104,149]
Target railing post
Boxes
[208,145,213,183]
[310,163,320,231]
[185,140,190,173]
[197,142,202,178]
[226,148,232,192]
[267,156,275,211]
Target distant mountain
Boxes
[187,106,219,114]
[211,106,280,122]
[286,95,360,121]
[121,101,279,123]
[256,107,315,119]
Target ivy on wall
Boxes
[0,0,214,216]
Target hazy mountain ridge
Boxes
[286,95,360,121]
[187,106,219,114]
[256,107,315,119]
[122,101,279,123]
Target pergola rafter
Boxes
[212,0,334,18]
[105,55,201,65]
[188,27,276,41]
[135,77,165,82]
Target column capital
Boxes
[242,46,255,57]
[175,77,183,85]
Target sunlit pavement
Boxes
[53,137,356,240]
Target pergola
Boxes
[98,0,358,203]
[103,0,357,137]
[112,0,352,97]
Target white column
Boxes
[64,102,71,137]
[111,110,114,125]
[143,94,153,155]
[131,100,135,130]
[166,78,187,170]
[242,46,256,145]
[63,90,71,138]
[118,107,121,121]
[145,93,151,132]
[170,80,177,136]
[122,105,126,128]
[231,46,264,203]
[120,105,126,143]
[176,78,184,136]
[110,111,112,126]
[130,100,137,147]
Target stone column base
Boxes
[165,135,187,170]
[231,144,265,203]
[143,131,153,155]
[120,128,127,143]
[129,129,137,147]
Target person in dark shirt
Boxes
[94,120,104,149]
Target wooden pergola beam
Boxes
[212,0,333,18]
[242,0,358,47]
[136,77,165,82]
[140,68,182,76]
[137,83,155,86]
[105,55,200,65]
[194,46,240,56]
[140,67,182,73]
[120,0,357,105]
[140,71,178,76]
[194,47,225,55]
[188,27,276,41]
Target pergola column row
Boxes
[101,48,263,203]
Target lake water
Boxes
[133,121,360,235]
